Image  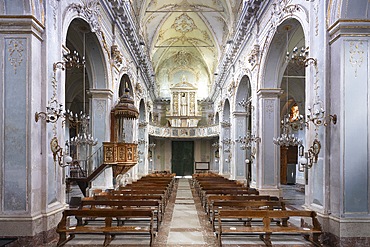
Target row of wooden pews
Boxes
[56,172,176,247]
[192,172,323,247]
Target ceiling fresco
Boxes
[133,0,243,99]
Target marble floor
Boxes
[57,179,319,247]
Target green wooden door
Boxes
[172,141,194,176]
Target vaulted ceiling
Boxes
[133,0,243,99]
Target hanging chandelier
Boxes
[65,111,97,148]
[273,125,302,146]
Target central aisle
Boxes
[154,178,217,247]
[167,178,205,245]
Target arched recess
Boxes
[215,112,220,124]
[256,17,308,196]
[223,99,231,121]
[234,75,253,181]
[64,18,108,164]
[260,19,306,89]
[119,74,134,97]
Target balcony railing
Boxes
[148,124,219,138]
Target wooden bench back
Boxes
[212,200,286,210]
[61,208,154,220]
[207,195,278,203]
[80,199,160,209]
[218,209,321,230]
[94,194,163,201]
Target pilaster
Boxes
[89,89,114,191]
[0,15,62,241]
[233,112,248,180]
[256,88,282,197]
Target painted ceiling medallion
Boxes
[172,13,197,34]
[175,50,192,67]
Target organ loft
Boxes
[167,75,201,128]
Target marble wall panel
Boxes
[344,39,369,214]
[3,37,28,212]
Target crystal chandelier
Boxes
[66,110,97,147]
[273,125,302,146]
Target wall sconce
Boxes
[298,139,321,172]
[236,132,260,150]
[222,138,233,145]
[50,137,72,167]
[306,99,337,127]
[289,46,317,67]
[35,50,85,124]
[35,103,64,123]
[215,149,220,159]
[212,142,220,149]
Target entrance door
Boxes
[172,141,194,176]
[280,146,298,184]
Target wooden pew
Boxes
[56,209,155,247]
[210,200,286,231]
[206,195,279,214]
[79,199,162,230]
[200,188,259,207]
[109,189,169,210]
[217,209,322,247]
[94,194,166,215]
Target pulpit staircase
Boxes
[66,146,109,196]
[66,142,138,197]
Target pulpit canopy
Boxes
[113,88,139,119]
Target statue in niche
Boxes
[180,92,187,116]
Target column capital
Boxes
[257,88,283,98]
[232,111,249,117]
[88,89,114,98]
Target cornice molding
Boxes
[0,15,45,41]
[328,19,370,44]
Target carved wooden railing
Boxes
[66,143,138,196]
